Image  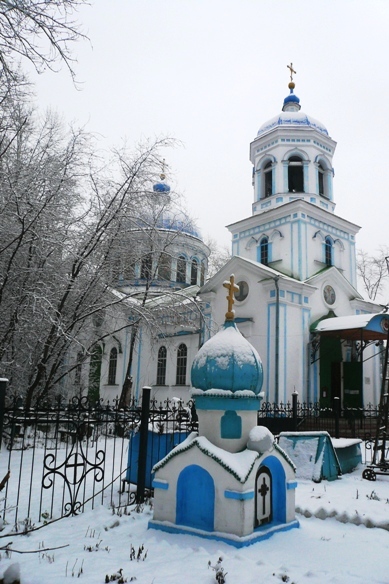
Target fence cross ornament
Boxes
[223,275,239,321]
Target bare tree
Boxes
[0,0,87,80]
[357,247,389,301]
[205,237,231,279]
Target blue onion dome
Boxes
[257,81,328,137]
[191,320,263,394]
[153,171,171,193]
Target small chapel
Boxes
[92,66,389,409]
[149,275,298,546]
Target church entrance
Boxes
[255,466,272,527]
[319,337,363,408]
[176,465,215,532]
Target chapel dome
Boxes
[191,320,263,394]
[156,209,202,240]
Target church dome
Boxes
[153,181,171,193]
[191,320,263,394]
[257,84,328,137]
[156,209,202,240]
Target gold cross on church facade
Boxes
[287,62,296,83]
[223,274,239,321]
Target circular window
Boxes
[234,281,249,302]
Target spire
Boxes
[283,62,301,112]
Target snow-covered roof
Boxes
[313,312,389,340]
[257,110,329,137]
[153,433,259,483]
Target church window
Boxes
[191,258,198,285]
[108,347,118,385]
[260,236,269,265]
[176,343,187,385]
[264,161,273,197]
[325,236,333,266]
[156,346,167,385]
[234,280,249,302]
[177,256,186,283]
[200,261,206,286]
[158,252,171,281]
[318,163,325,196]
[288,156,304,193]
[141,253,153,279]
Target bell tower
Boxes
[228,66,360,285]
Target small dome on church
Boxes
[153,181,171,193]
[191,320,263,394]
[157,209,202,240]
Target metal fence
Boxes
[258,397,380,440]
[0,391,196,534]
[0,389,380,535]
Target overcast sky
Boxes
[29,0,389,258]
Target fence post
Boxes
[0,378,8,450]
[292,390,298,431]
[136,386,151,505]
[334,397,340,439]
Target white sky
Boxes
[28,0,389,257]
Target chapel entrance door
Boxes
[255,466,272,527]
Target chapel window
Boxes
[288,156,304,193]
[156,346,167,385]
[177,256,187,284]
[318,163,325,196]
[140,253,153,279]
[200,261,206,286]
[264,161,273,198]
[176,343,187,385]
[325,236,333,266]
[108,347,118,385]
[191,258,198,285]
[260,236,269,265]
[158,252,171,281]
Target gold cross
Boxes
[287,62,296,82]
[223,274,239,321]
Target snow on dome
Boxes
[191,320,263,394]
[247,426,274,454]
[257,110,328,137]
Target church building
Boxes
[93,70,388,408]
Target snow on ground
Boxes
[0,465,388,584]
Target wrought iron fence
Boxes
[258,399,380,440]
[0,391,381,535]
[0,393,196,534]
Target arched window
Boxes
[177,255,186,284]
[191,258,198,285]
[288,156,304,193]
[318,163,325,196]
[325,236,333,266]
[200,261,206,286]
[156,346,167,385]
[108,347,118,385]
[141,253,152,279]
[158,252,171,281]
[264,161,273,197]
[260,236,269,265]
[176,343,187,385]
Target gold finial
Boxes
[160,158,166,181]
[223,274,239,321]
[287,62,296,89]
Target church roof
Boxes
[257,110,329,138]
